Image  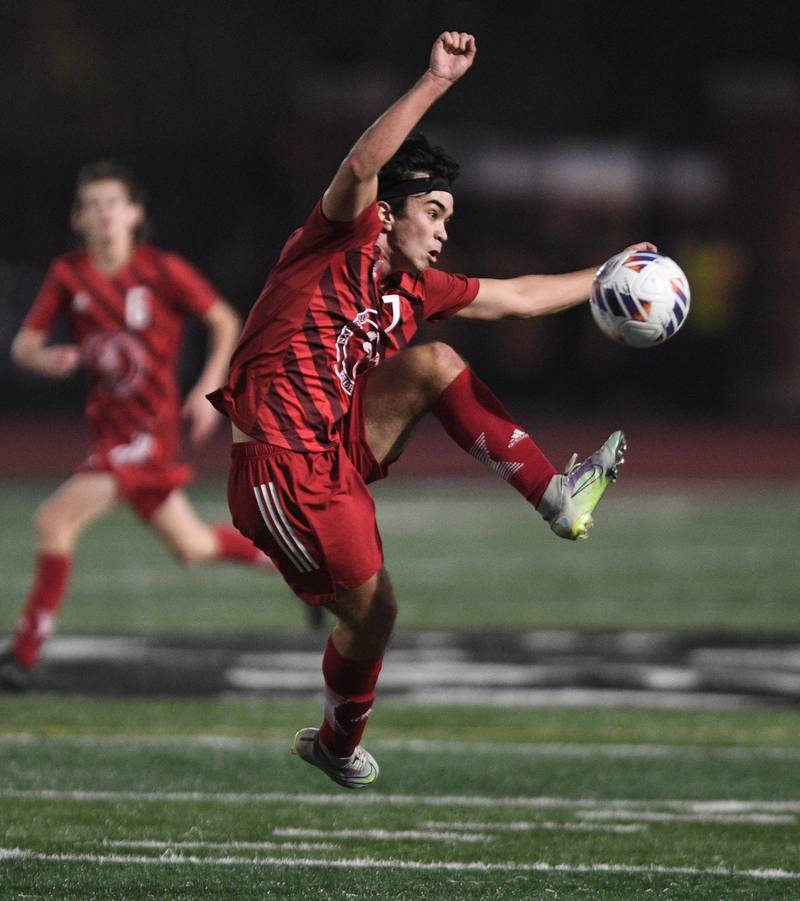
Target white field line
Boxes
[394,688,757,710]
[424,820,646,834]
[272,827,489,843]
[4,732,800,761]
[4,788,800,814]
[578,810,795,825]
[106,839,334,851]
[1,847,799,880]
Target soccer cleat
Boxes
[538,430,626,540]
[0,648,32,692]
[292,727,379,789]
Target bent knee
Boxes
[419,341,466,385]
[335,572,398,631]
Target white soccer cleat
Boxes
[292,727,379,790]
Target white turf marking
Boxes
[4,788,800,814]
[1,847,799,880]
[272,827,489,844]
[4,732,800,762]
[397,687,757,710]
[106,840,334,852]
[578,810,795,825]
[425,820,646,835]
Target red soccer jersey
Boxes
[209,201,479,452]
[24,245,220,450]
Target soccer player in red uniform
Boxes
[210,32,655,787]
[0,161,279,690]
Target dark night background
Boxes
[2,0,799,434]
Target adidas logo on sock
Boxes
[508,428,528,449]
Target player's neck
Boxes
[374,236,416,281]
[86,236,136,277]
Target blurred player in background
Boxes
[209,32,654,788]
[0,160,305,691]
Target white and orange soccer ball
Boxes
[590,250,691,348]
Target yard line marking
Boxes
[396,687,758,709]
[577,810,795,825]
[272,828,490,843]
[105,840,335,851]
[4,788,800,813]
[424,820,646,834]
[1,848,799,880]
[4,733,800,761]
[372,738,800,761]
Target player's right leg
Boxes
[0,472,118,688]
[364,341,625,540]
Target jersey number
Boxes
[381,294,401,334]
[125,287,151,330]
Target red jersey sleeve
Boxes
[162,252,221,316]
[22,260,71,333]
[276,201,383,288]
[421,268,481,320]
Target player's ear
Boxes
[69,210,84,237]
[377,200,395,232]
[128,202,145,231]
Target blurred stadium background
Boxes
[2,0,800,438]
[2,3,800,896]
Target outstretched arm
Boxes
[456,242,657,321]
[11,328,81,378]
[321,31,476,223]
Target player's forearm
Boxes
[509,269,597,318]
[194,303,241,392]
[343,71,453,182]
[462,269,598,321]
[11,329,52,374]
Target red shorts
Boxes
[227,404,387,607]
[78,430,193,520]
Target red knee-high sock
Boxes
[213,525,275,569]
[319,637,383,758]
[433,368,557,506]
[13,553,72,668]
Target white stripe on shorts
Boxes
[252,483,318,573]
[265,482,319,570]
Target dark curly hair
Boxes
[378,132,460,215]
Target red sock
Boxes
[433,368,557,506]
[213,525,275,569]
[319,637,383,758]
[13,553,72,668]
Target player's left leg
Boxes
[293,567,394,789]
[147,489,275,568]
[365,341,624,539]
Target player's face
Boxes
[72,179,143,247]
[386,190,454,273]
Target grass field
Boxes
[1,477,798,633]
[3,698,800,899]
[1,476,799,898]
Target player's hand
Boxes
[429,32,476,84]
[39,345,81,379]
[182,387,220,445]
[622,242,658,254]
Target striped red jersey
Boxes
[208,201,479,452]
[24,245,220,448]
